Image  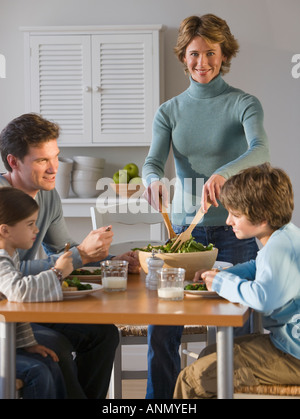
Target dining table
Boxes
[0,270,250,400]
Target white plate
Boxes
[184,289,219,298]
[213,261,233,269]
[67,267,102,283]
[183,261,233,299]
[63,283,103,299]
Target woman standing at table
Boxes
[142,14,270,399]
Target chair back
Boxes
[90,201,166,252]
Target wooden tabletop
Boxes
[0,272,249,327]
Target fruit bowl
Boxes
[110,183,145,198]
[138,248,218,282]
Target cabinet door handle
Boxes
[84,86,91,92]
[94,86,101,92]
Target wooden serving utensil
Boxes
[171,204,211,251]
[159,196,177,240]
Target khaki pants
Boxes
[174,334,300,399]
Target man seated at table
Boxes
[0,112,139,399]
[174,163,300,398]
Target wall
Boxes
[0,0,299,224]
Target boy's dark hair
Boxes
[220,163,294,230]
[0,187,39,226]
[0,113,60,172]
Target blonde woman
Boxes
[143,14,270,398]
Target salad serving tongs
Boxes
[171,203,211,252]
[158,196,177,241]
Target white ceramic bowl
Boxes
[73,156,105,169]
[71,179,99,198]
[72,169,103,181]
[138,248,218,282]
[57,157,73,175]
[73,162,105,171]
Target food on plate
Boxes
[62,278,92,291]
[133,237,214,254]
[184,282,207,291]
[69,268,101,276]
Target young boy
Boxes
[174,163,300,398]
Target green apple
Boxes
[129,176,143,185]
[113,169,130,184]
[123,163,139,179]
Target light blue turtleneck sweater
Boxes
[143,74,270,226]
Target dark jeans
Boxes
[16,349,67,399]
[32,322,119,399]
[146,225,259,399]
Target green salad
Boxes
[70,268,101,276]
[63,278,92,291]
[184,283,207,291]
[133,237,214,254]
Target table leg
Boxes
[217,326,233,399]
[0,321,16,399]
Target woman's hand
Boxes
[201,174,226,212]
[24,344,59,362]
[142,181,168,212]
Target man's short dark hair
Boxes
[0,113,60,172]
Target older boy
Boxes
[174,163,300,398]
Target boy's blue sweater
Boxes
[213,223,300,360]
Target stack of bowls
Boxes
[56,157,73,198]
[71,156,105,198]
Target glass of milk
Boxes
[157,268,185,301]
[101,260,129,292]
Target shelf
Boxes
[61,197,138,218]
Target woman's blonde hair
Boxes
[174,14,239,75]
[220,163,294,230]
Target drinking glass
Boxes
[101,260,128,292]
[157,268,185,301]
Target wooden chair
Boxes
[16,379,24,398]
[90,203,212,399]
[234,384,300,398]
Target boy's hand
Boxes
[201,269,220,291]
[24,344,59,362]
[192,269,207,283]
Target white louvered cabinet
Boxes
[22,26,164,146]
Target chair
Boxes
[16,379,24,399]
[90,203,212,399]
[234,384,300,399]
